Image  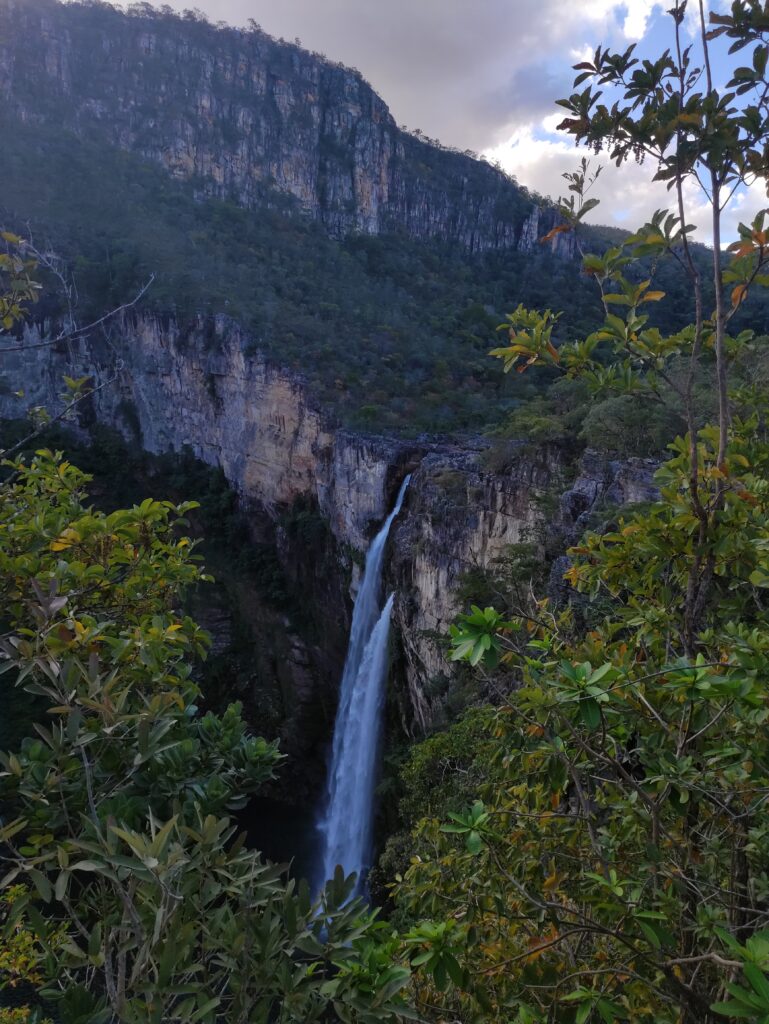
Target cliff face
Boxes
[388,446,658,733]
[1,314,415,548]
[0,314,419,796]
[0,316,656,745]
[0,0,573,255]
[388,446,558,733]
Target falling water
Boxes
[317,475,411,893]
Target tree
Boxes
[394,4,769,1022]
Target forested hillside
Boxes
[0,108,601,434]
[3,0,767,438]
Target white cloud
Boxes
[578,0,663,40]
[621,0,664,39]
[486,124,767,246]
[487,127,676,230]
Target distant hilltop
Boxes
[0,0,574,255]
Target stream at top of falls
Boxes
[315,474,411,896]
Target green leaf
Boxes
[190,997,221,1021]
[466,830,484,855]
[580,697,601,730]
[711,1001,764,1019]
[28,869,52,903]
[744,964,769,1005]
[638,921,661,950]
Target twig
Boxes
[0,276,154,353]
[1,367,121,459]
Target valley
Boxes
[2,2,769,1021]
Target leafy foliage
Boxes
[392,5,769,1022]
[0,885,58,1022]
[0,448,413,1022]
[0,233,40,332]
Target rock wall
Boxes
[387,445,658,733]
[0,315,655,745]
[0,313,419,796]
[0,313,413,548]
[0,0,573,255]
[388,445,558,732]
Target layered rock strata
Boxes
[0,315,655,743]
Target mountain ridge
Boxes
[0,0,574,255]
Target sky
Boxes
[117,0,767,242]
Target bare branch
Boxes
[0,275,154,353]
[1,368,121,459]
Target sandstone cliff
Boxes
[0,315,656,748]
[0,313,414,547]
[0,313,420,791]
[387,444,657,733]
[0,0,573,256]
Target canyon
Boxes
[0,0,653,816]
[0,314,656,763]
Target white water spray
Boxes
[317,475,410,892]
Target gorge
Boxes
[0,310,658,829]
[4,1,769,1018]
[0,0,659,884]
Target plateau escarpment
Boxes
[0,315,656,747]
[0,0,573,256]
[0,314,416,548]
[0,0,612,442]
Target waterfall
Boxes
[317,475,410,893]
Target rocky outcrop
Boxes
[387,445,658,732]
[518,206,576,260]
[0,0,573,255]
[559,449,659,537]
[387,444,558,732]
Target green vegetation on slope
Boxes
[5,110,769,448]
[0,113,604,435]
[388,6,769,1021]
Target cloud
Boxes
[487,123,767,246]
[487,125,680,229]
